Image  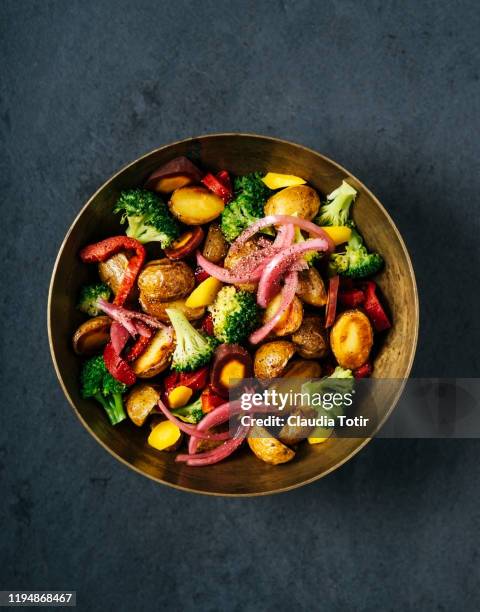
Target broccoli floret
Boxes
[294,227,321,267]
[114,189,179,247]
[166,308,217,372]
[80,355,127,425]
[315,181,357,226]
[171,397,203,424]
[301,367,354,420]
[220,173,272,242]
[330,366,354,379]
[208,286,258,343]
[77,283,112,317]
[329,227,383,278]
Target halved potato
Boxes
[296,268,327,307]
[138,259,194,302]
[72,316,111,355]
[282,358,322,379]
[248,425,295,465]
[330,309,373,369]
[131,328,174,378]
[278,407,316,446]
[139,294,205,322]
[291,316,328,359]
[126,383,161,426]
[253,341,296,381]
[264,185,320,220]
[263,294,303,336]
[169,186,224,225]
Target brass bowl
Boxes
[48,133,419,496]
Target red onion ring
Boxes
[256,239,329,307]
[157,399,230,441]
[110,321,130,354]
[233,215,335,254]
[249,270,299,344]
[196,252,266,284]
[97,298,168,335]
[178,426,250,467]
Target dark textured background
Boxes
[1,1,479,610]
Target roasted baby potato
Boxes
[264,185,320,220]
[126,383,161,426]
[296,268,327,307]
[169,186,225,225]
[253,341,296,381]
[139,295,205,322]
[224,237,265,292]
[282,358,322,379]
[330,309,373,369]
[137,258,194,303]
[291,316,329,359]
[131,328,174,378]
[98,252,130,296]
[248,425,295,465]
[263,294,303,336]
[72,316,111,355]
[278,407,316,447]
[202,222,229,263]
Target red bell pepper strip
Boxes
[325,275,340,328]
[338,289,365,308]
[216,170,232,191]
[363,281,391,332]
[201,386,225,414]
[195,265,210,284]
[202,172,233,203]
[125,327,153,362]
[103,342,136,386]
[79,236,146,307]
[164,366,210,395]
[164,371,180,394]
[354,362,373,378]
[201,313,214,336]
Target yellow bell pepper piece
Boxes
[185,277,223,308]
[262,172,306,189]
[320,226,352,245]
[308,426,333,445]
[168,385,192,409]
[148,420,182,451]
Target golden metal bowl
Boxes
[48,133,419,496]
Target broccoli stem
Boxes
[94,392,126,425]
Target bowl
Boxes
[48,133,419,496]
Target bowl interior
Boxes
[48,134,418,495]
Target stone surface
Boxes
[1,1,479,610]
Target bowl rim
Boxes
[47,132,419,497]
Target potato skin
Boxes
[72,316,111,355]
[131,328,174,378]
[248,425,295,465]
[296,268,327,307]
[224,238,264,292]
[139,295,205,322]
[138,258,194,303]
[330,309,373,369]
[202,222,229,263]
[264,185,320,220]
[292,316,329,359]
[253,341,296,381]
[126,383,160,426]
[278,407,316,446]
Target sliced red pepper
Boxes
[79,236,146,307]
[354,362,373,378]
[338,289,365,309]
[125,327,153,362]
[202,172,233,203]
[216,170,232,191]
[195,265,210,284]
[363,281,391,332]
[179,366,209,392]
[201,386,225,414]
[325,275,340,328]
[164,227,204,260]
[201,313,214,336]
[164,371,181,394]
[103,342,136,385]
